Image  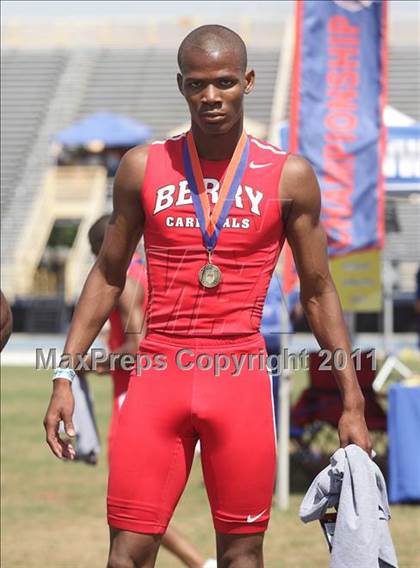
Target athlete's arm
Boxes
[44,146,148,459]
[0,290,13,352]
[280,154,372,454]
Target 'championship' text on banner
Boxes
[284,0,388,297]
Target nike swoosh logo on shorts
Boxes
[118,392,127,410]
[246,509,267,523]
[249,161,272,169]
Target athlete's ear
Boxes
[244,69,255,95]
[177,73,185,96]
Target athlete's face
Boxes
[177,48,255,135]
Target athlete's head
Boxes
[177,25,255,135]
[88,214,110,257]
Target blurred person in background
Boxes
[87,215,146,462]
[0,290,13,352]
[44,24,371,568]
[87,215,216,568]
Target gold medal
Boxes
[199,248,221,288]
[199,263,222,288]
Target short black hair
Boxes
[177,24,247,73]
[88,214,110,247]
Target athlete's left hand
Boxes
[338,408,373,456]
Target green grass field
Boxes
[2,366,419,567]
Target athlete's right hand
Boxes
[43,380,76,460]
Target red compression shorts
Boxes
[107,332,277,535]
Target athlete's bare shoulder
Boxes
[279,153,321,223]
[107,145,149,236]
[114,145,149,196]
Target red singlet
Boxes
[108,134,288,535]
[142,135,287,336]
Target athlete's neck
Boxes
[190,118,244,161]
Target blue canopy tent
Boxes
[55,112,151,148]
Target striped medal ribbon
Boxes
[183,130,250,288]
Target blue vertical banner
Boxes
[289,0,388,256]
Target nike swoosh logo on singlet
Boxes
[249,161,272,169]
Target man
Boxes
[44,25,371,568]
[87,215,216,568]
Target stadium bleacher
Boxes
[1,50,68,221]
[388,46,420,122]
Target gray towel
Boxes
[300,444,398,568]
